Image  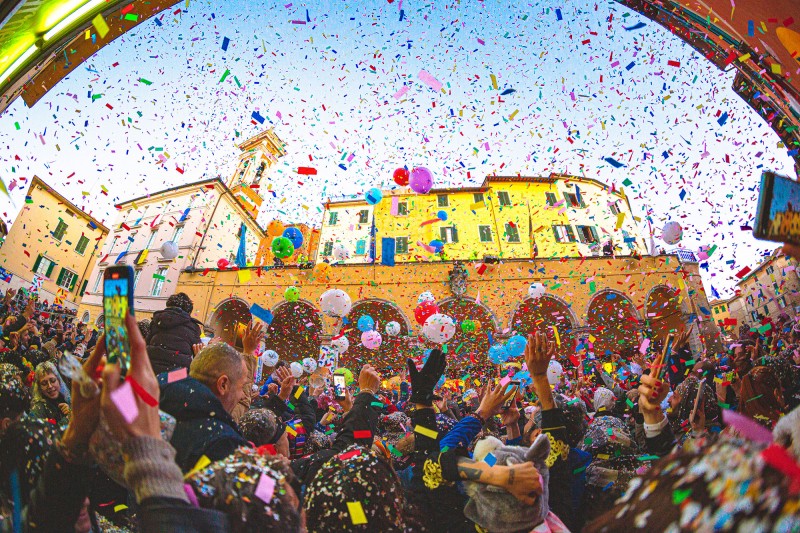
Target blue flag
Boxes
[235,223,247,267]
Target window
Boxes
[32,255,55,277]
[609,201,621,215]
[151,267,168,296]
[108,235,120,255]
[779,296,788,307]
[505,223,521,243]
[497,191,511,206]
[144,230,158,250]
[52,220,68,241]
[397,202,408,216]
[171,225,185,244]
[328,212,339,225]
[473,193,484,203]
[545,192,558,206]
[440,226,459,244]
[323,241,333,256]
[355,239,366,255]
[552,225,576,243]
[564,192,583,208]
[357,210,369,224]
[93,269,104,293]
[133,269,143,290]
[576,225,599,244]
[395,237,409,254]
[56,268,78,291]
[437,194,449,207]
[75,235,90,255]
[478,225,493,243]
[751,311,759,321]
[746,295,754,306]
[766,266,775,275]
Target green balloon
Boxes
[271,236,295,258]
[285,286,300,302]
[461,319,476,334]
[334,367,354,385]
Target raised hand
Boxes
[524,332,555,376]
[241,320,265,355]
[191,343,204,357]
[407,349,446,405]
[476,380,517,419]
[275,366,296,401]
[358,364,381,395]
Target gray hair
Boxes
[189,342,245,388]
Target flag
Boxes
[0,267,12,283]
[711,285,720,299]
[235,223,247,268]
[30,275,44,293]
[135,249,149,265]
[575,185,583,205]
[381,238,395,266]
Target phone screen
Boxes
[333,374,347,400]
[754,171,800,244]
[503,381,520,408]
[104,274,132,376]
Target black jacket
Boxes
[147,307,202,376]
[158,375,248,473]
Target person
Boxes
[0,363,29,434]
[158,340,251,472]
[146,292,203,375]
[29,361,71,425]
[738,365,785,428]
[238,407,290,457]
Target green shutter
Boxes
[452,226,458,243]
[56,268,65,286]
[80,279,88,297]
[32,255,41,273]
[46,261,55,277]
[70,273,78,291]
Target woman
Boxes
[739,365,785,428]
[30,361,71,425]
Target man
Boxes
[158,341,251,472]
[147,292,203,375]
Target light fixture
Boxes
[0,44,37,87]
[43,0,108,42]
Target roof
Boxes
[237,129,286,157]
[485,174,628,198]
[29,176,109,233]
[735,247,785,286]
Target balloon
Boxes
[331,335,350,354]
[422,313,456,344]
[357,315,375,332]
[318,346,337,368]
[271,236,295,258]
[488,344,509,364]
[302,357,318,374]
[429,240,444,253]
[282,227,304,249]
[309,373,326,389]
[417,291,436,304]
[290,361,304,378]
[414,300,439,325]
[320,289,352,317]
[437,210,448,221]
[436,374,446,389]
[365,188,383,205]
[262,350,279,367]
[409,167,433,194]
[334,367,354,385]
[361,330,382,350]
[332,243,350,261]
[506,335,527,358]
[393,167,410,186]
[160,240,179,259]
[312,262,331,281]
[546,360,563,385]
[662,221,683,245]
[461,319,476,334]
[217,258,229,270]
[267,220,285,236]
[527,283,546,300]
[515,370,532,387]
[385,321,401,336]
[284,286,300,302]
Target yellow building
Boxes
[709,296,737,336]
[0,176,108,309]
[316,174,648,264]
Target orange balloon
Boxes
[267,219,285,236]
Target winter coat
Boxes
[147,307,202,376]
[158,375,248,473]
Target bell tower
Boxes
[228,128,286,219]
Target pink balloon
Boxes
[361,330,383,350]
[409,167,433,194]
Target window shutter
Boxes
[552,226,559,242]
[80,280,88,297]
[32,255,41,273]
[590,227,599,242]
[566,226,576,242]
[70,273,78,291]
[56,268,64,286]
[46,261,55,277]
[440,227,447,242]
[452,226,459,243]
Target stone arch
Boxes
[206,297,251,349]
[509,296,578,359]
[645,285,688,339]
[434,297,499,376]
[263,300,323,363]
[81,311,91,324]
[95,314,105,328]
[338,299,412,372]
[585,290,641,359]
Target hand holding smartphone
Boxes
[333,373,347,400]
[103,266,135,378]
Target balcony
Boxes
[667,248,697,263]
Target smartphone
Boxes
[333,374,347,400]
[502,380,521,408]
[103,266,135,377]
[753,170,800,245]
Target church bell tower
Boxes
[228,129,286,219]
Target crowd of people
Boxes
[0,282,798,532]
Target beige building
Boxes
[736,247,800,326]
[0,176,108,309]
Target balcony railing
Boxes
[667,248,697,263]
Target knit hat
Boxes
[305,429,335,455]
[593,387,616,412]
[464,433,551,532]
[305,444,405,532]
[239,408,286,446]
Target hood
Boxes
[151,307,201,330]
[158,375,236,428]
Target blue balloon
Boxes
[282,227,304,249]
[357,315,375,332]
[436,374,446,389]
[488,344,509,364]
[506,335,527,358]
[437,210,448,221]
[515,370,532,387]
[365,188,383,205]
[429,239,444,253]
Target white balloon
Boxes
[290,361,304,378]
[262,350,279,367]
[385,321,401,336]
[160,240,179,260]
[331,335,350,354]
[527,283,546,300]
[662,221,683,245]
[302,357,318,374]
[546,360,563,385]
[422,313,456,344]
[332,243,350,261]
[417,291,436,304]
[319,289,352,317]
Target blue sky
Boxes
[0,0,796,296]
